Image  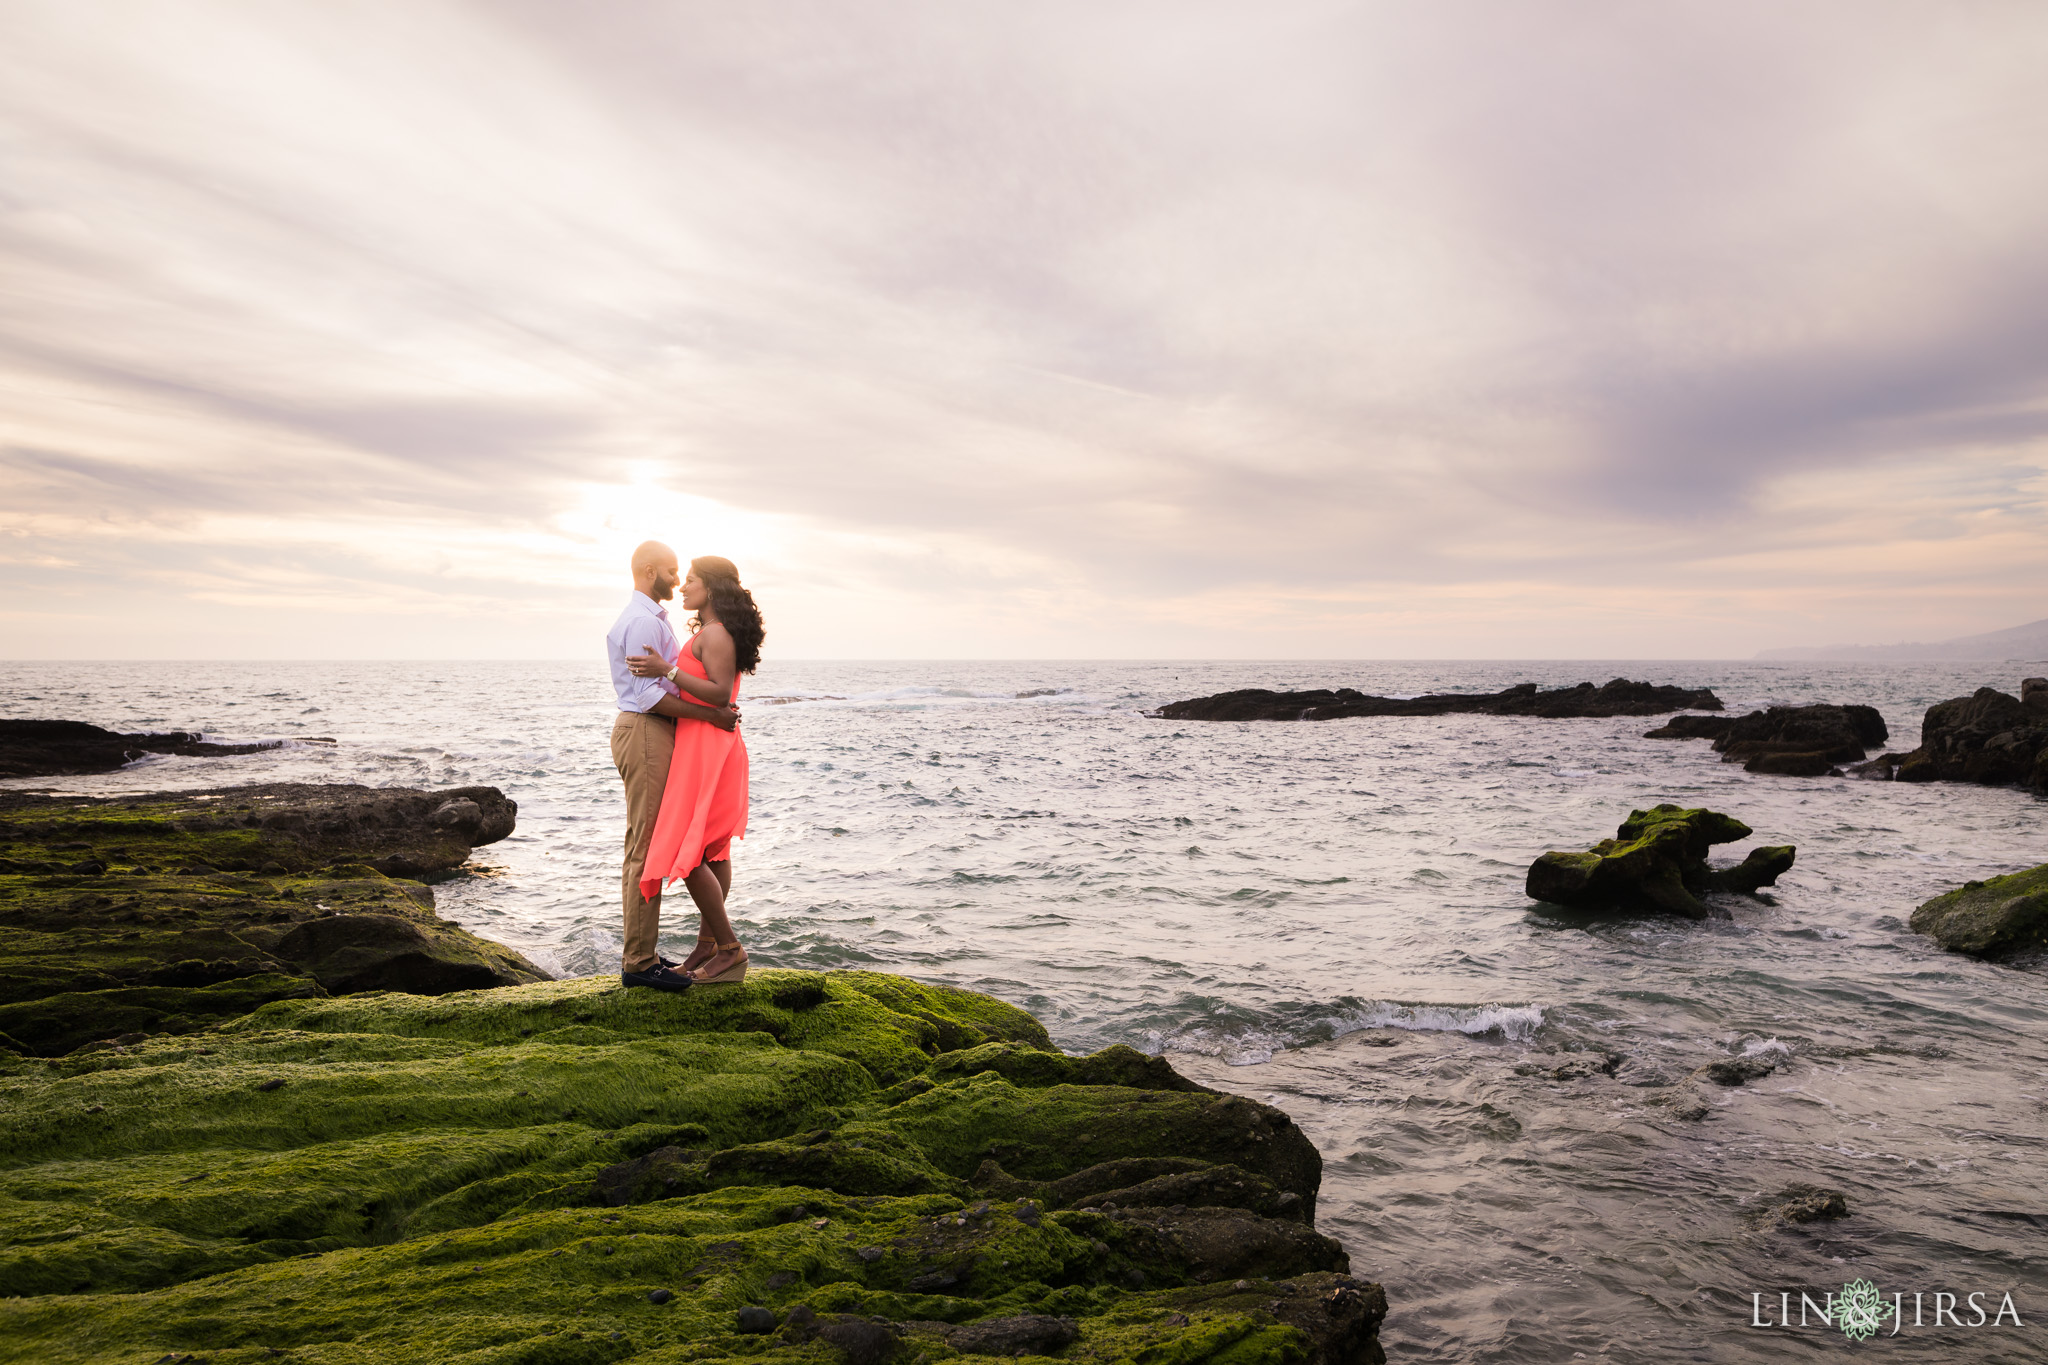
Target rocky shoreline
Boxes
[1151,678,1722,722]
[0,781,1388,1365]
[0,718,310,779]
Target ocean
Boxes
[3,657,2043,1362]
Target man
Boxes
[608,540,738,992]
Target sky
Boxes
[4,1,2047,660]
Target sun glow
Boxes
[554,465,793,586]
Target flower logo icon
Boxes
[1836,1279,1891,1341]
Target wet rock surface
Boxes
[0,718,294,778]
[0,785,542,1055]
[1742,1185,1850,1227]
[1890,683,2048,793]
[1644,702,1887,776]
[944,1312,1079,1355]
[1909,863,2048,958]
[1525,804,1795,919]
[1153,678,1722,722]
[0,971,1386,1364]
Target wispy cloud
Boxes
[2,0,2045,657]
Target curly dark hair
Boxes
[688,555,765,674]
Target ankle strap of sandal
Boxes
[717,940,743,951]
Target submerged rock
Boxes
[1525,804,1795,919]
[0,718,293,778]
[1699,1056,1778,1086]
[1154,678,1722,722]
[1890,683,2048,793]
[1741,1185,1850,1228]
[1644,703,1887,776]
[0,785,542,1054]
[1909,863,2048,958]
[0,972,1386,1363]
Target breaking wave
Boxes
[1147,998,1548,1066]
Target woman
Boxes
[626,555,764,984]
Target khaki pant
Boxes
[611,710,676,973]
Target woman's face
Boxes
[680,570,708,611]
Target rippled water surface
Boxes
[4,658,2044,1362]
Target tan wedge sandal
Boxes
[689,941,748,985]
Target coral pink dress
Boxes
[638,634,748,899]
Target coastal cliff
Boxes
[0,784,1385,1364]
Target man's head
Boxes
[631,541,681,601]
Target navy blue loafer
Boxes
[620,965,692,993]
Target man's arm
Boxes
[619,616,737,731]
[647,692,739,732]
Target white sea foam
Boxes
[1333,1000,1548,1042]
[748,684,1085,709]
[1148,999,1547,1065]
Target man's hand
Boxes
[647,695,738,730]
[626,648,670,678]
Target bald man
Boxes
[607,540,738,992]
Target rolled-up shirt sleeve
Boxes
[616,615,678,713]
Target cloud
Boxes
[1,0,2045,657]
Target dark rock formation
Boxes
[1775,1187,1850,1224]
[1909,864,2048,958]
[1740,1185,1850,1228]
[1889,684,2048,793]
[1642,714,1735,740]
[928,1040,1214,1093]
[1155,678,1723,722]
[1644,703,1887,776]
[1525,804,1795,919]
[1714,704,1886,766]
[1699,1056,1778,1086]
[971,1154,1307,1223]
[0,784,542,1054]
[0,718,294,778]
[1081,1205,1350,1284]
[0,781,516,877]
[946,1314,1079,1355]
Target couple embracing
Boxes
[605,541,765,993]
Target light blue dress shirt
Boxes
[607,592,683,713]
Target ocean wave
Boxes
[1147,997,1547,1065]
[748,684,1085,709]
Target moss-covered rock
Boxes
[1525,804,1795,919]
[0,788,548,1054]
[0,782,516,879]
[0,969,1375,1363]
[1909,864,2048,958]
[0,783,1377,1361]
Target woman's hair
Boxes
[688,555,765,674]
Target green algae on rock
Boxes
[0,786,546,1055]
[0,971,1385,1364]
[1525,804,1796,920]
[1909,863,2048,958]
[0,782,517,879]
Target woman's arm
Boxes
[681,625,738,705]
[626,636,733,705]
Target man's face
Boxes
[649,558,681,601]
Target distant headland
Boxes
[1757,615,2048,662]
